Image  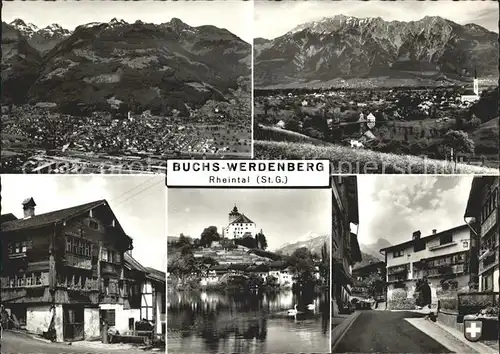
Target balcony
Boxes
[428,242,457,251]
[481,211,497,236]
[480,250,498,274]
[101,261,122,276]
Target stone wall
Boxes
[437,309,464,333]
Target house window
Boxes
[89,220,99,230]
[440,233,453,245]
[67,238,72,252]
[15,243,21,253]
[101,310,115,326]
[129,318,135,331]
[102,248,108,262]
[393,250,404,258]
[17,277,23,286]
[9,278,15,287]
[414,240,425,252]
[26,277,32,286]
[21,241,27,253]
[482,271,494,291]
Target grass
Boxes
[255,125,331,146]
[254,140,499,174]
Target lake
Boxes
[167,290,330,353]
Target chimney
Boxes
[412,230,421,240]
[22,197,36,218]
[432,229,437,235]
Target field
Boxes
[254,140,498,175]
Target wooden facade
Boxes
[0,199,143,341]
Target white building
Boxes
[223,205,257,239]
[381,225,472,305]
[460,71,480,103]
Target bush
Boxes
[440,298,458,311]
[389,298,416,310]
[392,288,408,300]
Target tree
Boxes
[235,235,258,249]
[443,130,475,158]
[200,226,220,247]
[255,232,268,250]
[288,247,315,285]
[358,272,385,299]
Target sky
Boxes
[356,175,474,247]
[1,175,166,272]
[2,0,253,43]
[167,188,331,251]
[255,0,499,39]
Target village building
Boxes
[464,176,499,292]
[223,205,257,239]
[331,176,362,314]
[460,70,480,103]
[380,225,473,306]
[1,198,165,343]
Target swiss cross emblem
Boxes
[464,320,482,342]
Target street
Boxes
[0,331,163,354]
[333,311,452,353]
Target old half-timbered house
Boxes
[1,198,133,342]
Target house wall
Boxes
[84,308,100,339]
[386,227,471,270]
[25,304,64,342]
[226,222,256,239]
[99,303,140,335]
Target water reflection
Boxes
[168,290,330,353]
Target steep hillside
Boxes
[276,234,329,256]
[360,238,391,260]
[255,15,498,87]
[9,18,72,53]
[353,251,383,270]
[1,22,42,103]
[2,18,250,112]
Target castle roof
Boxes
[229,214,254,224]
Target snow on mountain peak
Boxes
[9,18,39,37]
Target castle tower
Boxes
[473,70,479,96]
[229,205,240,224]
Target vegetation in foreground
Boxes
[254,140,498,175]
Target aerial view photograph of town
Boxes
[167,188,332,353]
[329,175,499,353]
[0,175,166,353]
[1,1,252,174]
[253,1,499,174]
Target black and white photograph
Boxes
[1,1,252,174]
[253,1,499,174]
[167,189,331,353]
[330,175,499,353]
[0,175,166,353]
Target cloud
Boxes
[357,176,473,246]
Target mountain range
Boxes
[2,18,251,112]
[254,15,499,88]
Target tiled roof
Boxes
[1,200,106,232]
[124,252,148,273]
[145,267,166,283]
[229,214,254,224]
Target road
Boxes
[333,311,452,353]
[0,331,163,354]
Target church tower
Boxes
[229,205,240,224]
[473,69,479,96]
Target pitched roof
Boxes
[124,252,148,273]
[0,214,18,223]
[145,267,166,283]
[230,214,254,224]
[1,200,106,232]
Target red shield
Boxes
[464,320,483,342]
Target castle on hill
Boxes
[222,205,257,239]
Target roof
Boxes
[464,177,497,218]
[1,200,106,232]
[145,267,166,283]
[353,260,385,272]
[379,224,470,253]
[1,200,132,245]
[0,214,18,223]
[230,214,254,224]
[124,252,148,273]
